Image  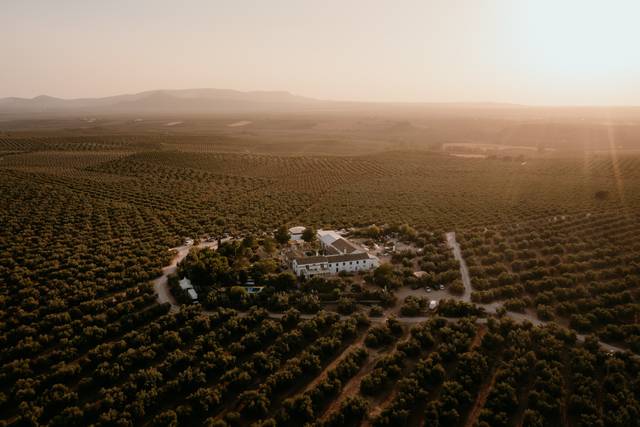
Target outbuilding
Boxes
[289,226,306,241]
[179,277,194,290]
[187,288,199,301]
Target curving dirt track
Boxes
[151,240,220,309]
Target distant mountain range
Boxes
[0,88,321,115]
[8,88,636,119]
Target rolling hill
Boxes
[0,88,319,115]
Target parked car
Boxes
[425,287,432,293]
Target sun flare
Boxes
[516,0,640,78]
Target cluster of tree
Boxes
[448,279,465,295]
[373,319,479,426]
[360,351,405,396]
[177,239,286,291]
[318,396,369,427]
[8,306,265,426]
[214,316,362,423]
[522,359,563,426]
[166,311,343,425]
[459,213,640,354]
[423,350,490,426]
[366,315,640,427]
[353,223,419,242]
[337,297,357,315]
[368,305,385,317]
[364,263,403,290]
[503,297,528,313]
[267,347,368,425]
[364,318,403,348]
[437,299,485,317]
[360,319,441,399]
[3,142,640,426]
[477,319,569,427]
[400,295,429,316]
[471,284,525,303]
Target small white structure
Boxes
[429,300,438,310]
[187,288,199,302]
[179,277,198,302]
[289,226,306,241]
[179,278,193,290]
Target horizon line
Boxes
[3,87,640,109]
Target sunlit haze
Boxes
[2,0,640,105]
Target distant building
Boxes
[289,226,306,241]
[292,230,379,277]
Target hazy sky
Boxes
[2,0,640,104]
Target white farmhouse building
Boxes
[292,252,379,277]
[291,230,379,277]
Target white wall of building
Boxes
[292,259,329,277]
[293,256,379,277]
[326,257,379,274]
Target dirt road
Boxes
[151,234,632,356]
[445,232,631,355]
[151,240,220,309]
[445,231,472,303]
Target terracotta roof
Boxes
[330,238,360,254]
[325,246,340,255]
[294,255,328,265]
[294,252,373,265]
